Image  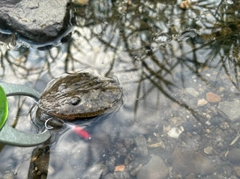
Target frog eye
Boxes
[70,96,81,105]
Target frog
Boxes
[37,71,123,122]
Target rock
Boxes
[179,133,197,149]
[185,88,199,97]
[51,158,76,178]
[114,165,125,172]
[148,141,165,149]
[135,135,148,156]
[218,100,240,122]
[197,98,208,106]
[114,171,130,179]
[0,0,71,44]
[171,147,215,176]
[223,165,233,177]
[130,164,142,176]
[219,122,229,130]
[169,117,183,126]
[33,152,76,178]
[234,166,240,177]
[90,133,111,161]
[167,127,184,139]
[227,148,240,165]
[204,146,214,155]
[105,156,116,171]
[137,155,168,179]
[206,92,221,103]
[82,164,108,179]
[103,173,116,179]
[209,116,224,126]
[185,173,196,179]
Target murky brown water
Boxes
[1,0,240,178]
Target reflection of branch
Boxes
[0,48,6,78]
[142,71,206,123]
[4,49,29,78]
[191,29,240,90]
[220,57,240,90]
[142,60,175,87]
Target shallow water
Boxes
[1,0,240,178]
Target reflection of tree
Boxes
[0,45,65,83]
[1,0,240,122]
[72,0,240,119]
[191,1,240,90]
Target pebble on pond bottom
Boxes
[197,98,208,106]
[114,165,125,172]
[206,92,221,103]
[137,155,168,179]
[167,127,184,139]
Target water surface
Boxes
[1,0,240,178]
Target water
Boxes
[1,0,240,178]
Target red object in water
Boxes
[72,125,91,140]
[65,123,91,140]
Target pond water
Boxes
[1,0,240,178]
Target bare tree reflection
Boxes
[1,0,240,122]
[71,0,240,121]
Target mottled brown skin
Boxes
[38,71,122,121]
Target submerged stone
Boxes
[135,135,148,156]
[227,148,240,165]
[206,92,221,103]
[171,147,215,176]
[137,156,168,179]
[0,0,71,45]
[218,100,240,122]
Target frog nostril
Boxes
[70,96,81,105]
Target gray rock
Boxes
[135,135,148,156]
[218,100,240,122]
[185,87,199,97]
[114,171,130,179]
[0,0,71,43]
[105,156,116,171]
[34,153,76,179]
[50,159,76,179]
[171,147,215,176]
[137,155,168,179]
[103,173,116,179]
[227,148,240,165]
[82,163,108,179]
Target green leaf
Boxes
[0,86,8,129]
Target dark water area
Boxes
[1,0,240,178]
